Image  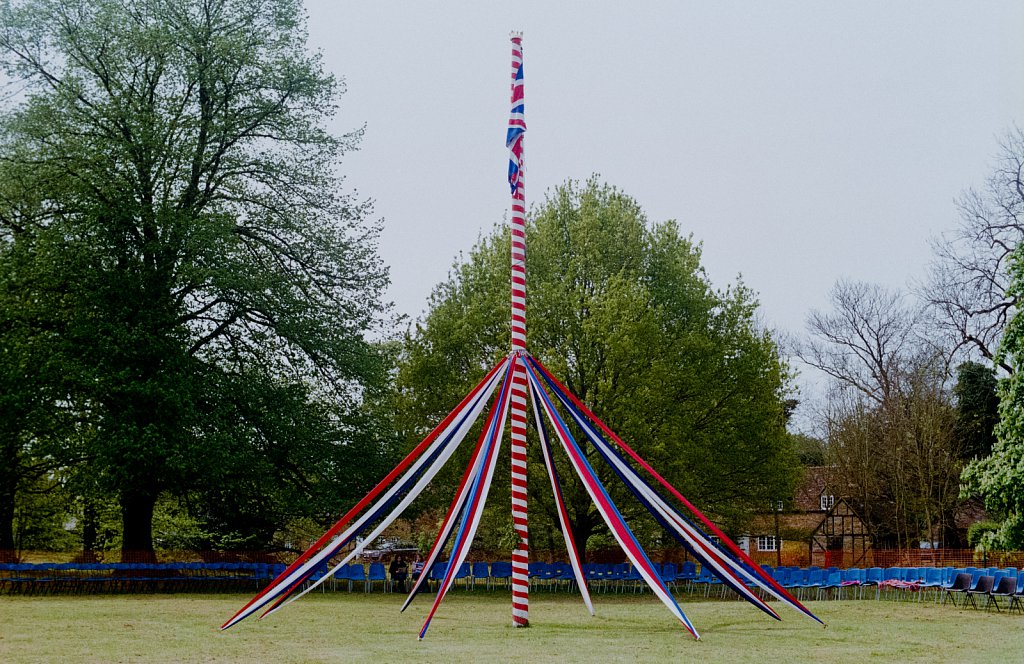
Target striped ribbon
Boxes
[528,369,594,616]
[529,356,823,626]
[220,359,509,630]
[419,358,515,638]
[402,360,517,612]
[523,360,700,639]
[529,356,782,619]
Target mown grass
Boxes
[1,590,1020,663]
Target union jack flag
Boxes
[507,44,525,194]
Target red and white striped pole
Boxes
[507,32,530,628]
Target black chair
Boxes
[964,575,995,609]
[1009,580,1024,614]
[986,575,1016,612]
[942,572,972,606]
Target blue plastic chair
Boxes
[939,568,964,591]
[622,563,644,593]
[471,561,490,590]
[782,568,806,592]
[428,562,448,591]
[366,562,387,592]
[604,563,626,592]
[819,569,843,600]
[690,564,717,597]
[555,563,578,591]
[490,561,512,589]
[526,561,545,590]
[676,561,698,589]
[454,562,472,589]
[919,567,943,602]
[348,563,366,592]
[660,563,678,590]
[797,569,824,601]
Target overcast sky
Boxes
[303,1,1024,412]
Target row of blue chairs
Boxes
[10,558,1024,607]
[304,560,694,594]
[766,565,1024,605]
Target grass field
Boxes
[1,591,1020,663]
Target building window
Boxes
[820,494,835,511]
[757,536,777,552]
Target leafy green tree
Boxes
[395,178,798,554]
[962,244,1024,549]
[0,227,81,557]
[0,0,389,559]
[791,433,826,467]
[953,361,999,460]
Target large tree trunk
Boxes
[570,510,602,561]
[121,490,158,563]
[0,490,15,562]
[78,499,99,562]
[0,441,19,562]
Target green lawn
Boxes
[0,591,1019,663]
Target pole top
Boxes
[510,31,523,42]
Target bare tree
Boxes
[922,128,1024,374]
[804,280,965,548]
[801,280,920,404]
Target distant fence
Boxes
[740,548,1024,570]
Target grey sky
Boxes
[304,1,1023,406]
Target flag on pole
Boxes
[507,40,526,194]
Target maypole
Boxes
[506,31,530,628]
[223,33,824,641]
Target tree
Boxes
[962,242,1024,549]
[0,0,389,558]
[953,361,999,460]
[0,216,83,557]
[923,128,1024,373]
[803,280,965,547]
[790,432,826,466]
[395,178,798,554]
[802,280,920,405]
